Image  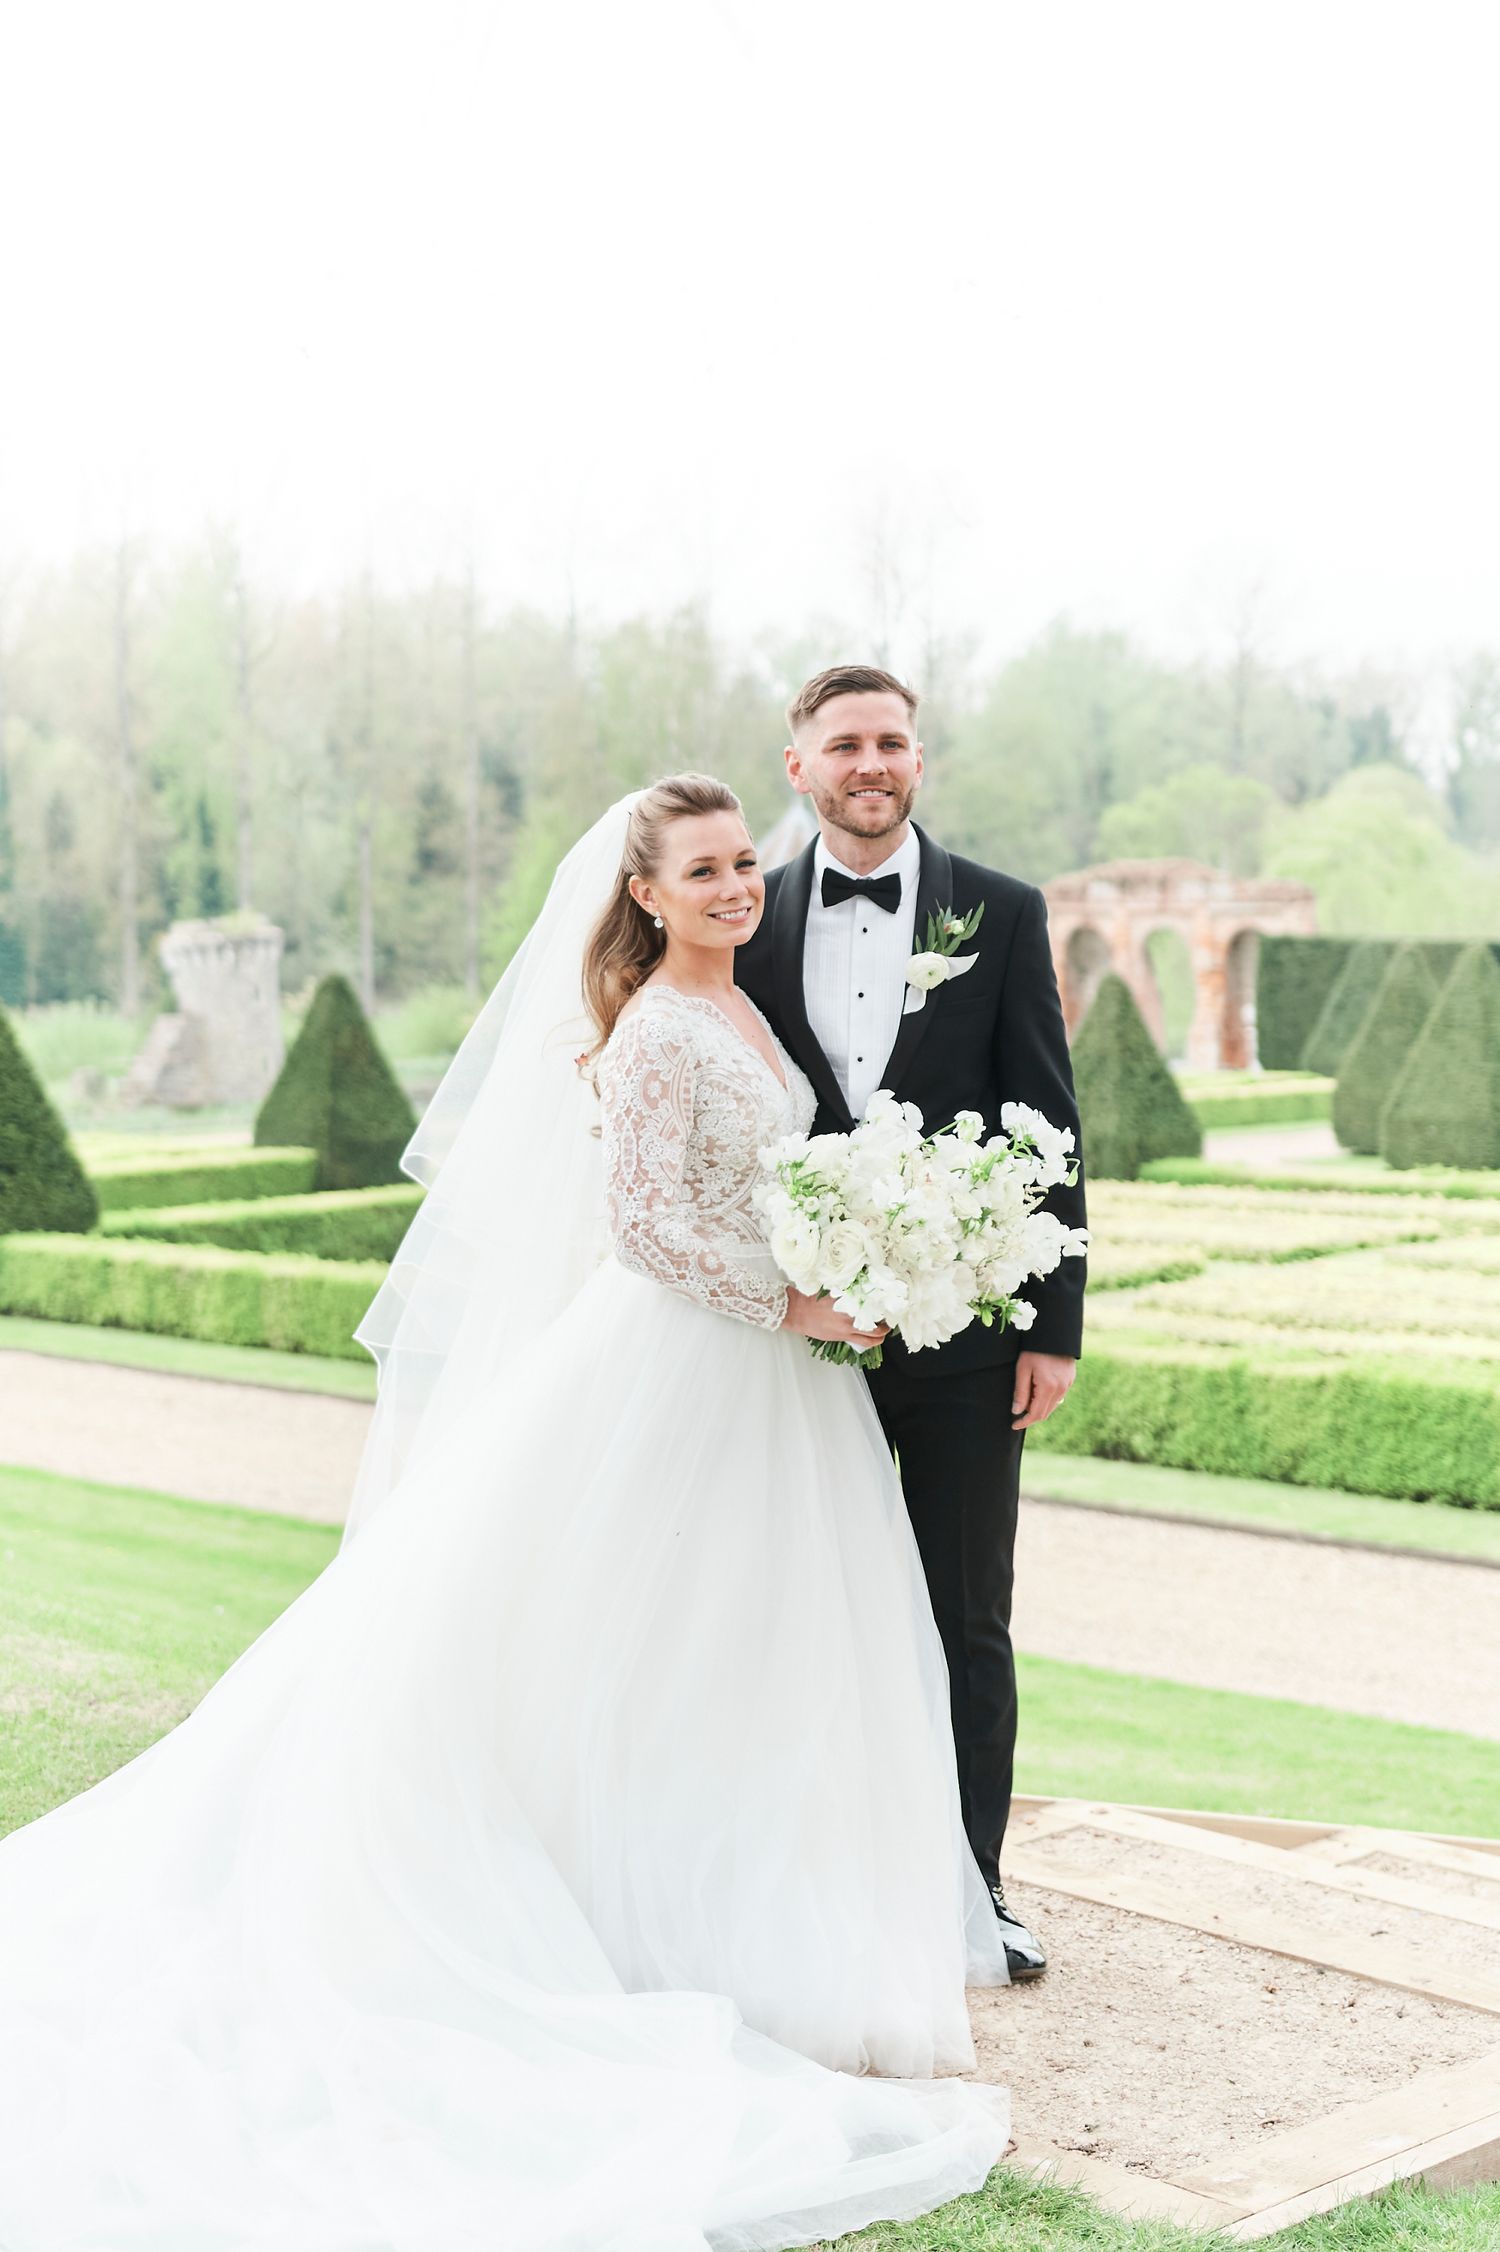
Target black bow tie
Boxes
[820,867,902,914]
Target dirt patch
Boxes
[1356,1850,1500,1908]
[966,1878,1500,2175]
[1021,1825,1500,1990]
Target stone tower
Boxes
[119,915,286,1109]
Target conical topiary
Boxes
[1299,939,1396,1076]
[255,974,418,1191]
[1332,944,1439,1155]
[1380,944,1500,1171]
[0,1002,99,1232]
[1069,973,1203,1180]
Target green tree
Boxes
[1266,767,1496,936]
[1449,651,1500,849]
[935,625,1205,877]
[1095,763,1277,876]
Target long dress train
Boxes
[0,984,1010,2251]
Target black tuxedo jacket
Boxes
[736,823,1088,1374]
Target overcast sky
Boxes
[2,0,1496,679]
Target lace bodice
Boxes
[598,986,816,1329]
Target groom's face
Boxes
[785,691,923,845]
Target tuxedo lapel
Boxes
[771,841,853,1127]
[877,825,953,1093]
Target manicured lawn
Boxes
[0,1311,376,1397]
[6,1465,1498,1849]
[1021,1453,1500,1565]
[6,1463,1498,2250]
[0,1464,338,1834]
[827,2173,1500,2249]
[1016,1654,1500,1840]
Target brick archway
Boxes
[1042,859,1318,1070]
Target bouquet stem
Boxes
[808,1339,885,1370]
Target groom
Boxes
[738,664,1087,1980]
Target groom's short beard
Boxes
[814,779,918,843]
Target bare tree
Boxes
[460,553,482,996]
[856,495,912,667]
[353,571,378,1013]
[206,527,274,911]
[110,538,143,1016]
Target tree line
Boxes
[0,535,1496,1020]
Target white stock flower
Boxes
[769,1208,822,1293]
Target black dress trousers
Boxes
[863,1352,1026,1890]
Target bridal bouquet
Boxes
[756,1091,1089,1368]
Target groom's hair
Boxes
[786,665,919,737]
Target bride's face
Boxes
[632,811,765,951]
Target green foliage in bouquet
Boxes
[0,1001,98,1233]
[1254,935,1353,1069]
[254,975,417,1191]
[1070,973,1202,1180]
[1332,944,1439,1155]
[1380,944,1500,1171]
[1299,938,1396,1075]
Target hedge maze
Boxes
[3,948,1499,1517]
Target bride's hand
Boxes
[782,1288,890,1348]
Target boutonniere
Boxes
[904,902,984,1009]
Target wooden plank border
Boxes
[1018,1802,1500,1936]
[1002,1851,1500,2015]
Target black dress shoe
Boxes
[990,1882,1047,1979]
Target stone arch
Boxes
[1142,924,1194,1061]
[1061,924,1111,1036]
[1221,927,1260,1071]
[1042,859,1317,1070]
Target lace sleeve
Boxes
[599,1005,789,1331]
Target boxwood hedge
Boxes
[1254,936,1353,1069]
[1030,1339,1500,1509]
[100,1184,424,1262]
[89,1148,319,1213]
[0,1234,383,1360]
[1381,943,1500,1172]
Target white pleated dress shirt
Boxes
[803,829,922,1122]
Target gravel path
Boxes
[3,1347,1497,1734]
[1014,1496,1500,1740]
[0,1350,368,1524]
[1202,1121,1340,1167]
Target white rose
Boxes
[904,951,951,992]
[821,1220,870,1293]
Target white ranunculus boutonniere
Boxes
[903,902,984,1011]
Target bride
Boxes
[0,774,1012,2251]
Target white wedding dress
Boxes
[0,982,1010,2252]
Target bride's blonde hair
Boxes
[580,772,745,1074]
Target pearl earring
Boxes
[653,914,664,929]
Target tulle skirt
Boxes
[0,1257,1010,2250]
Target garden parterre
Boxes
[4,1143,1500,1509]
[1040,1175,1500,1509]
